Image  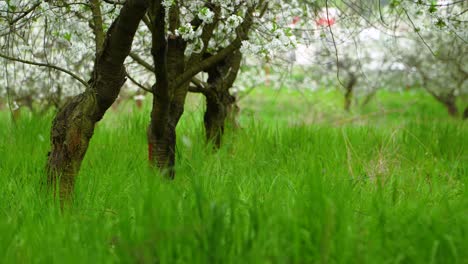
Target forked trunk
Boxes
[46,0,148,201]
[147,3,253,175]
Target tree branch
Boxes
[0,52,89,87]
[126,73,152,93]
[8,2,41,25]
[90,0,105,55]
[102,0,125,5]
[172,6,254,89]
[130,51,154,71]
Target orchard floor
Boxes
[0,88,467,263]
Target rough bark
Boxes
[204,90,238,147]
[46,0,148,201]
[90,0,105,56]
[203,50,242,148]
[148,35,187,178]
[147,2,183,178]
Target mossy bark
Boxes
[46,0,148,201]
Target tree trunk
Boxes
[444,100,459,117]
[148,4,187,178]
[430,93,459,118]
[204,90,238,148]
[344,90,352,112]
[46,0,148,201]
[147,3,255,176]
[361,90,376,108]
[423,83,459,119]
[344,74,357,112]
[202,50,242,148]
[148,95,185,179]
[463,106,468,120]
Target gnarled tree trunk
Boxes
[204,90,238,148]
[46,0,148,201]
[203,50,242,148]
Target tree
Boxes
[144,1,257,177]
[0,0,149,201]
[202,50,242,147]
[46,0,149,201]
[390,1,468,117]
[294,5,400,112]
[126,0,297,176]
[291,0,467,114]
[0,1,95,113]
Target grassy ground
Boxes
[0,89,467,263]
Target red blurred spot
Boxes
[316,17,335,26]
[292,16,300,25]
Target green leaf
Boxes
[63,32,72,42]
[435,18,446,28]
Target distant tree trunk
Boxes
[420,74,460,118]
[463,106,468,120]
[46,0,148,201]
[361,90,376,108]
[204,50,242,148]
[344,74,357,112]
[444,99,459,117]
[429,92,459,118]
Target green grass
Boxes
[0,89,467,263]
